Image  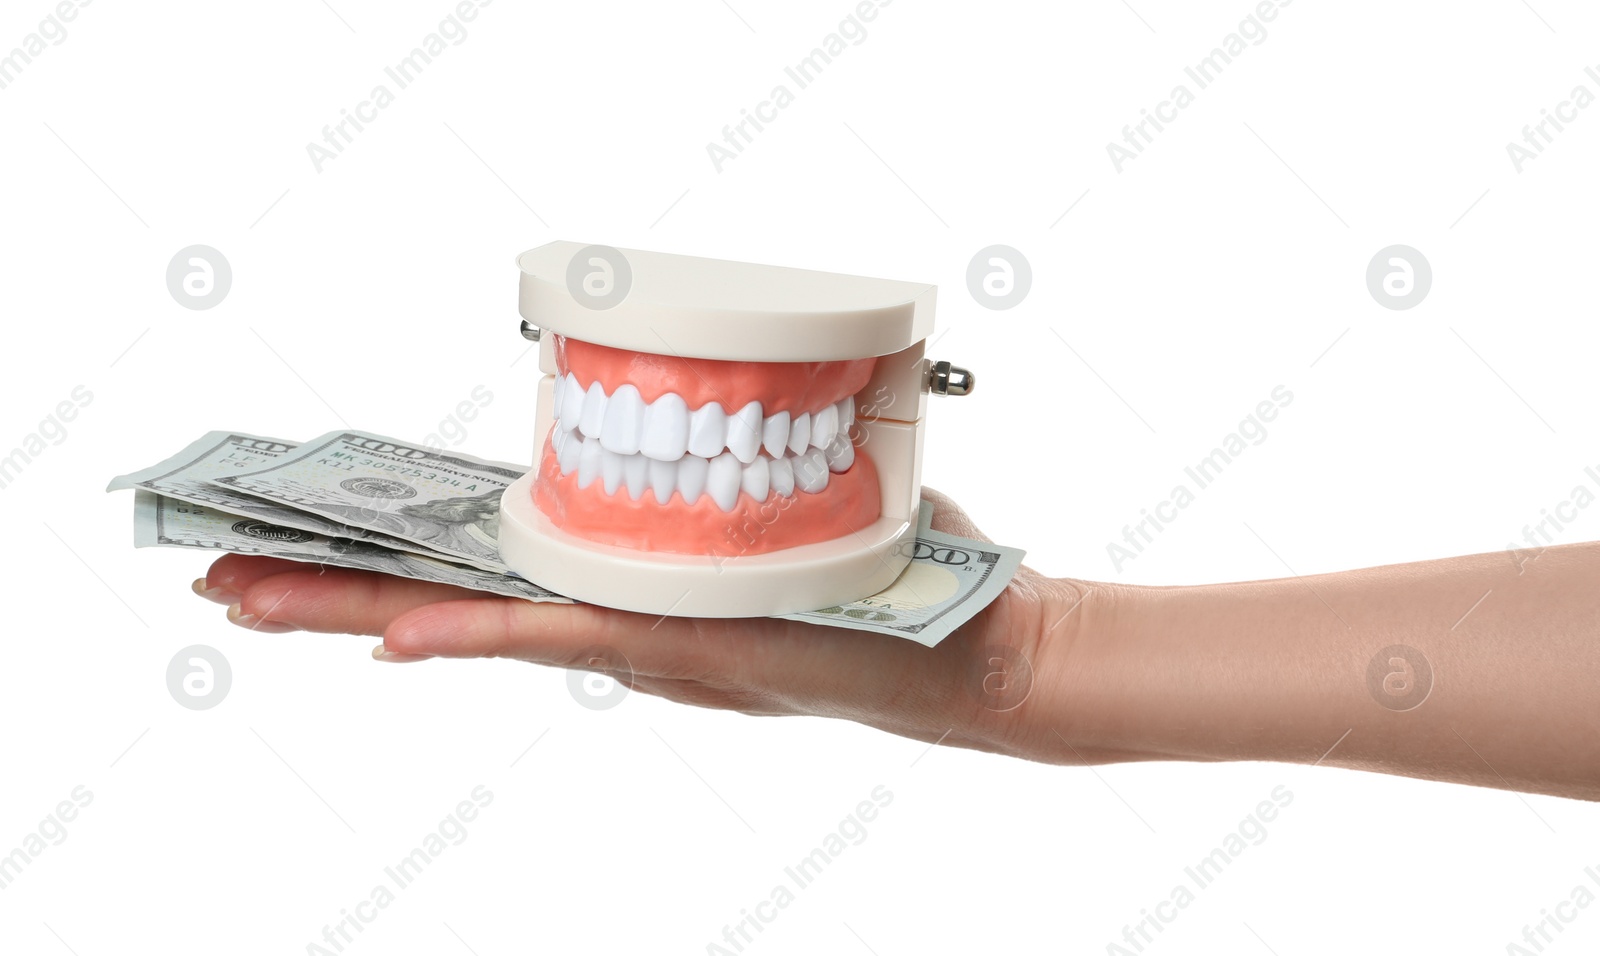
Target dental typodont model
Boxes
[496,241,973,617]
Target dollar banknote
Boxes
[107,432,470,565]
[114,431,1026,645]
[778,526,1024,647]
[208,431,520,573]
[134,491,569,603]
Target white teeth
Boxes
[648,458,677,504]
[550,385,863,502]
[556,428,582,475]
[639,392,689,461]
[576,435,603,489]
[762,410,790,459]
[794,448,830,494]
[728,402,763,463]
[824,433,855,473]
[579,381,608,439]
[687,402,727,459]
[600,384,645,455]
[559,375,586,431]
[707,452,742,511]
[601,447,625,495]
[769,456,794,497]
[811,404,838,450]
[787,411,811,455]
[741,455,769,502]
[623,453,649,500]
[677,453,708,504]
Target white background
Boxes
[2,0,1598,953]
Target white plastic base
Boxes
[497,472,914,618]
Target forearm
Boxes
[1046,543,1600,800]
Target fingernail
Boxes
[226,603,300,634]
[371,646,433,663]
[192,577,239,606]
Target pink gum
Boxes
[554,335,878,417]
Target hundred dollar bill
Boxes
[778,526,1025,647]
[107,431,467,566]
[117,433,1023,645]
[134,491,570,603]
[209,431,523,573]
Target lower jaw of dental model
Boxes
[532,336,882,555]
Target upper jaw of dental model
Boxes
[548,373,860,512]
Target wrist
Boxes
[1023,578,1251,767]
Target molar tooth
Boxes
[648,458,677,504]
[559,374,587,431]
[761,410,790,459]
[554,428,582,476]
[706,452,742,512]
[639,392,689,461]
[741,456,769,502]
[578,381,608,439]
[768,456,794,497]
[810,404,838,449]
[624,453,649,500]
[677,454,708,504]
[727,402,763,463]
[793,448,830,494]
[600,384,645,455]
[600,448,625,495]
[786,411,811,455]
[687,402,727,459]
[824,433,855,473]
[576,435,603,489]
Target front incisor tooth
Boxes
[824,433,855,473]
[639,392,690,461]
[579,381,608,439]
[793,448,830,494]
[706,452,742,511]
[741,456,769,502]
[600,384,645,455]
[677,454,709,504]
[687,402,727,459]
[762,410,790,459]
[648,458,677,504]
[600,447,625,495]
[559,375,586,431]
[836,396,856,432]
[768,456,794,497]
[810,404,838,449]
[727,402,763,463]
[623,453,649,500]
[786,411,811,455]
[576,435,604,489]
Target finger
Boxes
[920,486,992,543]
[231,566,490,636]
[382,596,933,698]
[196,554,321,603]
[382,598,713,668]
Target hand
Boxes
[194,488,1092,763]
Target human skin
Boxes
[195,488,1600,802]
